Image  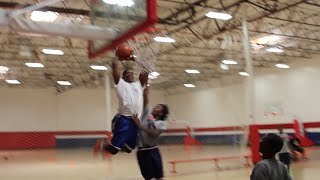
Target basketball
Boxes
[116,44,133,60]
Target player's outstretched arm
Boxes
[143,85,149,108]
[112,58,121,85]
[139,71,148,87]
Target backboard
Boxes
[88,0,157,59]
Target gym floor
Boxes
[0,145,318,180]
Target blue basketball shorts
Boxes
[111,114,139,151]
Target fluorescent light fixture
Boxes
[251,35,281,45]
[153,36,175,43]
[251,43,265,50]
[25,62,44,68]
[57,81,72,86]
[149,72,159,80]
[239,72,249,76]
[30,11,59,22]
[90,65,108,70]
[6,80,21,84]
[103,0,117,5]
[205,11,232,20]
[103,0,134,7]
[0,66,9,72]
[220,63,229,70]
[275,64,290,69]
[222,60,238,65]
[184,84,196,88]
[185,69,200,74]
[42,49,64,55]
[148,75,157,79]
[266,47,284,53]
[150,72,160,77]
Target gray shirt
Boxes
[137,107,166,148]
[251,159,292,180]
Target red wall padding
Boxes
[0,132,55,149]
[0,131,110,149]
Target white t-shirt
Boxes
[115,78,144,118]
[279,133,291,154]
[251,159,291,180]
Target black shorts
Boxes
[279,153,291,169]
[291,144,304,153]
[137,147,163,180]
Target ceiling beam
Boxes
[161,0,307,54]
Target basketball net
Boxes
[128,31,159,73]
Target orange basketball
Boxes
[116,44,133,60]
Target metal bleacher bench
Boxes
[168,155,251,173]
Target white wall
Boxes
[57,89,108,131]
[254,57,320,124]
[0,87,165,132]
[2,55,320,131]
[165,85,246,128]
[0,88,58,131]
[165,55,320,127]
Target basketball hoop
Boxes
[128,29,159,73]
[0,66,9,79]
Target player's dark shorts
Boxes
[279,152,291,169]
[290,143,304,153]
[110,114,139,151]
[137,147,163,180]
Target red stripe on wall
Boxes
[0,132,55,149]
[0,131,109,150]
[1,122,320,149]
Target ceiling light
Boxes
[103,0,117,5]
[266,47,284,53]
[185,69,200,74]
[0,66,9,72]
[103,0,134,7]
[149,72,160,80]
[275,64,289,69]
[222,60,238,65]
[30,11,59,22]
[57,81,72,86]
[90,65,108,70]
[42,49,64,55]
[251,35,281,45]
[220,63,229,70]
[184,84,196,88]
[148,75,157,79]
[239,72,249,76]
[153,36,175,43]
[150,72,160,77]
[251,43,265,50]
[25,63,44,68]
[117,0,134,6]
[205,11,232,20]
[6,80,21,84]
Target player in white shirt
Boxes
[94,57,148,155]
